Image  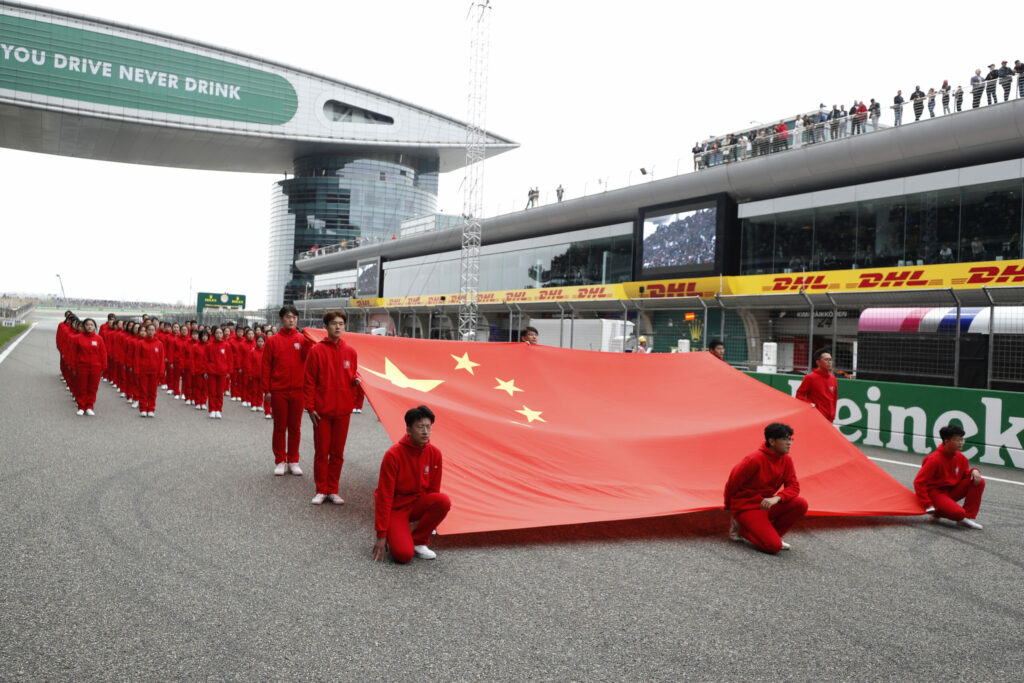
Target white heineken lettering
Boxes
[886,405,928,453]
[980,397,1024,468]
[834,398,862,441]
[861,386,884,447]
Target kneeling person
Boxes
[724,422,808,554]
[914,423,985,529]
[372,405,452,563]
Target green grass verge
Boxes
[0,323,30,349]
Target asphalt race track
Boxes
[2,314,1022,681]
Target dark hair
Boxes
[279,305,299,319]
[107,313,116,321]
[199,330,210,343]
[764,422,794,444]
[404,404,436,427]
[939,423,966,441]
[709,339,724,350]
[813,348,832,362]
[521,326,538,339]
[323,310,347,325]
[82,317,96,329]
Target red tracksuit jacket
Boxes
[723,445,801,513]
[303,337,359,418]
[373,435,443,538]
[135,337,165,374]
[207,339,233,375]
[262,328,311,392]
[913,445,979,507]
[70,332,107,370]
[796,368,838,421]
[193,341,209,374]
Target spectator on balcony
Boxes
[954,84,964,111]
[985,64,999,104]
[829,105,840,139]
[869,99,881,131]
[911,86,926,120]
[1016,60,1024,99]
[793,115,803,149]
[971,69,984,108]
[774,120,789,153]
[998,60,1013,101]
[940,81,951,115]
[838,104,848,137]
[927,88,937,118]
[893,90,905,126]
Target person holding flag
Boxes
[914,423,985,529]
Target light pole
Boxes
[303,282,311,320]
[55,274,66,300]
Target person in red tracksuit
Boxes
[135,323,165,417]
[206,326,232,419]
[262,305,311,476]
[303,310,360,505]
[724,422,808,554]
[192,330,210,411]
[372,405,452,563]
[914,423,985,529]
[236,328,255,406]
[69,318,106,416]
[247,335,267,413]
[177,326,193,404]
[796,348,838,422]
[127,323,145,408]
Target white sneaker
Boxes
[265,413,273,420]
[161,384,168,390]
[174,394,181,400]
[289,463,303,476]
[780,541,792,551]
[195,404,203,410]
[140,412,148,418]
[132,400,139,409]
[251,406,259,412]
[274,462,287,476]
[327,494,344,505]
[413,545,437,560]
[166,389,174,395]
[120,392,126,398]
[352,408,362,414]
[86,409,96,416]
[958,518,983,530]
[148,412,155,417]
[310,494,326,505]
[215,412,223,419]
[76,409,85,416]
[209,412,217,419]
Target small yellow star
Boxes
[451,352,480,375]
[494,377,524,397]
[515,405,546,423]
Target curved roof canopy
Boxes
[0,1,517,173]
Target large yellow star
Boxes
[451,352,480,375]
[494,377,524,397]
[360,358,444,393]
[515,405,546,423]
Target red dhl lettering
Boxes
[646,282,696,298]
[386,298,403,306]
[506,291,528,301]
[406,296,422,305]
[858,270,928,288]
[967,265,1024,284]
[771,275,827,291]
[426,296,445,305]
[576,286,609,299]
[539,289,564,300]
[478,293,497,303]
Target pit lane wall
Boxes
[747,373,1024,471]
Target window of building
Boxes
[813,203,856,270]
[959,180,1022,262]
[774,210,814,272]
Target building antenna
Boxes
[458,0,491,342]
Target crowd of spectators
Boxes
[306,286,356,300]
[39,297,189,310]
[694,60,1024,171]
[642,209,716,269]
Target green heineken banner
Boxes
[0,13,297,125]
[748,373,1024,471]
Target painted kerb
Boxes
[747,372,1024,471]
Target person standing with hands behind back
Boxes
[262,305,311,476]
[796,349,838,423]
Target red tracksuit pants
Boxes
[192,372,208,407]
[312,414,351,495]
[180,370,192,402]
[735,496,809,554]
[208,374,226,412]
[138,373,158,413]
[270,389,303,463]
[75,365,102,410]
[927,479,985,521]
[386,492,452,564]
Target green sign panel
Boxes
[748,372,1024,471]
[197,292,246,310]
[0,13,297,125]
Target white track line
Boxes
[0,322,35,365]
[869,455,1024,486]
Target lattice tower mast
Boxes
[459,0,491,341]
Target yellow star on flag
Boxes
[451,352,480,375]
[360,358,444,393]
[494,377,524,397]
[515,405,546,423]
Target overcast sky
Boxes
[1,0,1019,307]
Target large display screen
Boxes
[356,258,382,298]
[637,198,723,279]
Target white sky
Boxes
[1,0,1019,307]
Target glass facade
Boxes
[267,154,439,306]
[740,179,1024,274]
[383,224,634,297]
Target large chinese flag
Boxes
[306,331,923,535]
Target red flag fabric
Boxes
[305,330,923,535]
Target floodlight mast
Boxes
[458,0,491,342]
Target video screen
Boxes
[640,203,718,277]
[356,258,381,298]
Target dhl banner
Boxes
[348,260,1024,307]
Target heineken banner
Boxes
[0,13,297,125]
[748,372,1024,470]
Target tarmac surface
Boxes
[2,313,1023,681]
